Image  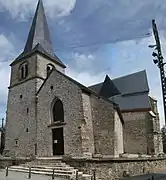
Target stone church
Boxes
[4,0,163,158]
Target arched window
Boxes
[25,64,28,77]
[19,62,28,80]
[21,66,24,79]
[46,64,55,76]
[53,99,64,122]
[47,66,51,76]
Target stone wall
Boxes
[90,96,122,156]
[5,79,37,157]
[5,54,39,157]
[10,55,37,87]
[36,54,65,78]
[123,111,153,154]
[149,97,163,154]
[36,54,66,91]
[114,111,124,156]
[81,92,95,156]
[0,157,31,169]
[36,69,84,156]
[63,156,166,180]
[123,110,163,155]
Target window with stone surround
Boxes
[19,62,28,80]
[46,64,55,76]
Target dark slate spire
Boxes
[24,0,54,54]
[12,0,65,67]
[100,75,120,98]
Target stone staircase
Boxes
[8,159,91,180]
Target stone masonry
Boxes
[123,96,163,155]
[36,68,123,157]
[5,53,65,157]
[63,156,166,180]
[36,69,84,156]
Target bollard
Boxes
[6,166,9,177]
[52,168,55,180]
[75,170,79,180]
[28,167,31,179]
[92,168,96,180]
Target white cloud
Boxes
[0,66,10,98]
[0,35,14,117]
[0,0,76,20]
[0,35,14,59]
[72,52,95,69]
[66,67,105,86]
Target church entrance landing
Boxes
[52,128,64,155]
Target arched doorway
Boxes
[52,99,64,155]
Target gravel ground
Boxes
[0,169,65,180]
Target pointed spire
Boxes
[13,0,65,67]
[24,0,54,55]
[100,75,120,98]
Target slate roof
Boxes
[90,70,149,95]
[113,70,149,95]
[11,0,65,68]
[110,93,151,111]
[89,70,152,111]
[100,75,120,98]
[89,82,103,94]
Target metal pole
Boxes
[92,169,96,180]
[52,168,55,180]
[152,19,166,125]
[0,118,5,154]
[75,170,79,180]
[28,167,31,179]
[5,166,8,177]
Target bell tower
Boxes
[4,0,66,157]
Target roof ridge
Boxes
[112,70,146,81]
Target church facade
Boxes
[4,0,163,158]
[4,0,124,157]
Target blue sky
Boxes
[0,0,165,126]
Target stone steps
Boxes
[20,164,74,171]
[22,162,69,167]
[8,161,92,180]
[9,166,77,174]
[8,167,71,179]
